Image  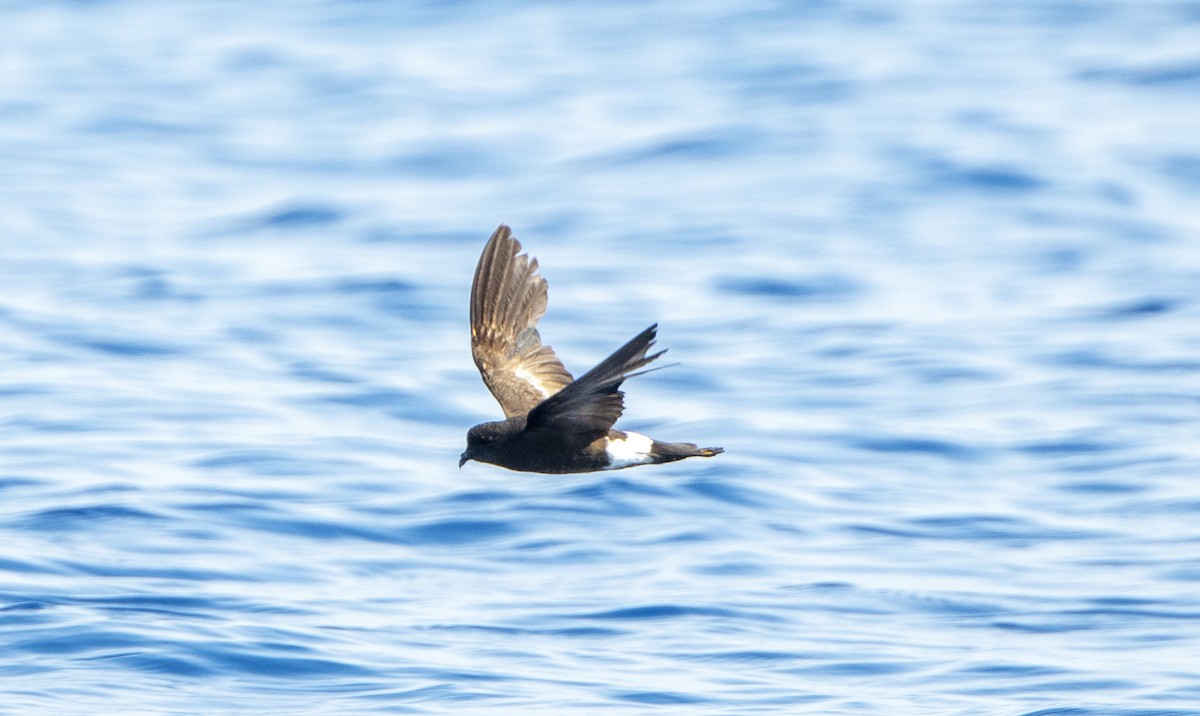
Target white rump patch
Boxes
[604,431,655,469]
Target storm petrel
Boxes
[459,225,723,473]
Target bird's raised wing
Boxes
[523,324,664,450]
[471,225,575,418]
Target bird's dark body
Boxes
[465,418,607,474]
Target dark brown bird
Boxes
[459,225,723,473]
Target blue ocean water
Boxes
[3,0,1200,713]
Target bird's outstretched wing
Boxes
[524,324,665,450]
[471,225,575,418]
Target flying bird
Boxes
[460,225,723,473]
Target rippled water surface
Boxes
[3,1,1200,713]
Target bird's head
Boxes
[459,420,508,468]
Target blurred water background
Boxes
[3,1,1200,713]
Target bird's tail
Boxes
[651,441,724,462]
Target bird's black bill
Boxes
[459,453,469,468]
